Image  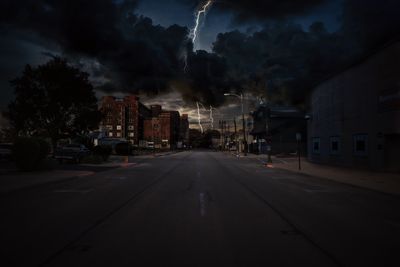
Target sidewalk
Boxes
[0,170,94,194]
[133,150,183,159]
[247,154,400,195]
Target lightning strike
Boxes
[196,102,204,133]
[182,49,189,73]
[182,1,213,72]
[189,0,213,49]
[198,102,215,130]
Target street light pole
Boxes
[224,93,247,156]
[240,94,248,156]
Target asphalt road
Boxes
[1,151,399,267]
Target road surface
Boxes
[1,151,399,266]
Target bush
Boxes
[36,138,51,160]
[13,137,50,171]
[115,142,131,155]
[93,145,112,161]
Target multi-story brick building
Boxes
[99,96,151,144]
[100,96,189,149]
[143,107,181,148]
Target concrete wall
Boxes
[308,41,400,171]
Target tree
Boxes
[7,57,102,150]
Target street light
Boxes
[224,93,247,156]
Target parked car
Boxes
[54,144,90,163]
[0,143,13,161]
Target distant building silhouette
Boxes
[250,105,306,154]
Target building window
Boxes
[109,132,113,137]
[128,125,134,130]
[312,137,320,154]
[353,134,368,156]
[116,125,122,130]
[117,132,121,137]
[330,136,340,155]
[106,125,113,130]
[129,132,134,137]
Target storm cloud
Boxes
[180,0,328,21]
[1,0,399,108]
[0,0,190,95]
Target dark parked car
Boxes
[0,143,13,160]
[54,144,90,163]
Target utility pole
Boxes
[296,133,302,170]
[234,118,238,155]
[219,120,223,150]
[266,107,272,163]
[241,94,248,156]
[224,93,247,156]
[222,120,226,150]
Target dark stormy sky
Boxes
[1,0,399,127]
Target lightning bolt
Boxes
[182,1,213,72]
[182,49,189,73]
[210,105,214,130]
[196,102,204,133]
[197,102,215,130]
[189,0,213,50]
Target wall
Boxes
[308,41,400,171]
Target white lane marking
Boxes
[199,192,206,217]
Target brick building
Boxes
[143,106,181,148]
[100,97,189,149]
[99,96,151,144]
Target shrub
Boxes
[36,138,51,160]
[115,142,131,155]
[13,137,50,171]
[93,145,112,161]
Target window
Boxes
[128,125,134,131]
[312,137,320,154]
[353,134,368,156]
[106,125,113,130]
[116,125,122,130]
[330,136,340,155]
[129,132,134,137]
[117,132,121,137]
[109,132,113,137]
